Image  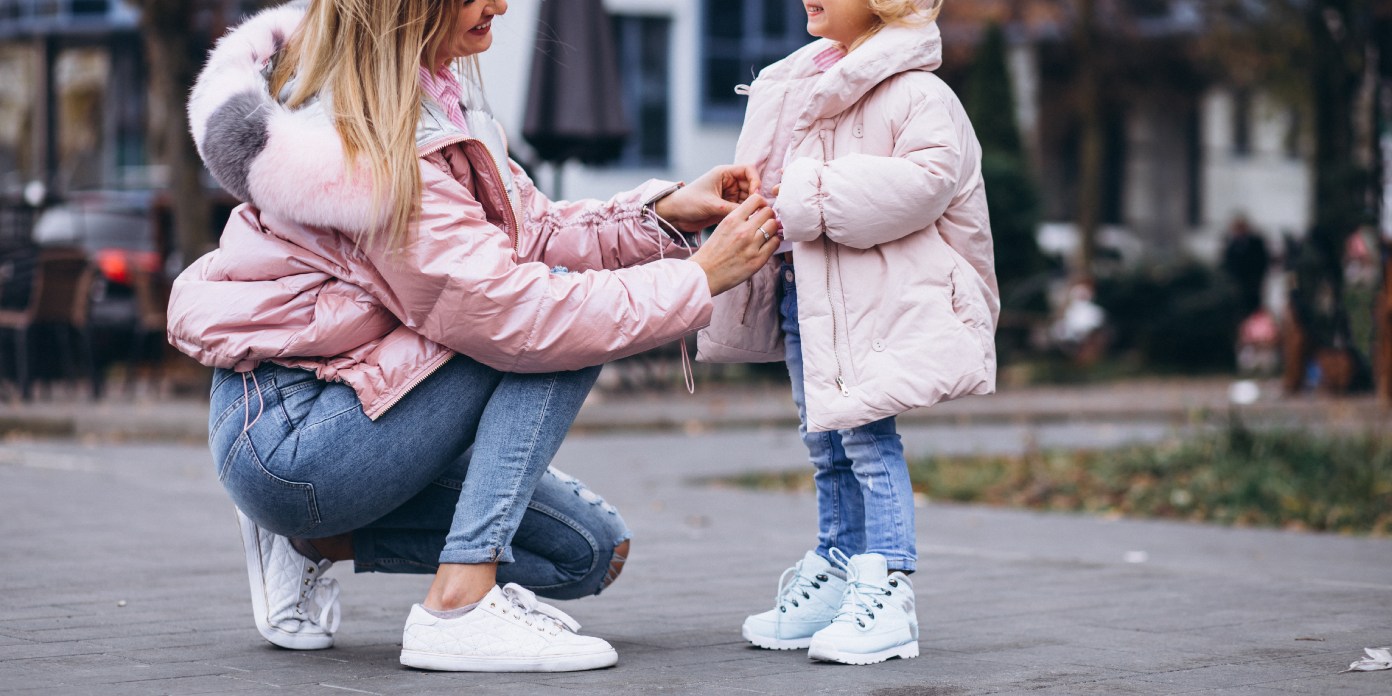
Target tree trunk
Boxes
[135,0,212,268]
[1074,0,1102,284]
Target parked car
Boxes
[30,190,162,331]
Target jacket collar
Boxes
[757,22,944,130]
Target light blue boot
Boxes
[742,550,848,650]
[808,550,918,665]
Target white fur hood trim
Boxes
[188,3,382,234]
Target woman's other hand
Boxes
[653,165,762,232]
[689,195,781,296]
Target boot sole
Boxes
[742,624,814,650]
[807,638,919,665]
[400,647,618,672]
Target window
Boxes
[701,0,811,123]
[612,14,671,169]
[0,0,113,21]
[1231,89,1251,157]
[1283,107,1302,159]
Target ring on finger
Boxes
[758,225,771,242]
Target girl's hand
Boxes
[654,165,762,232]
[689,195,781,296]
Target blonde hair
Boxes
[269,0,468,249]
[850,0,944,51]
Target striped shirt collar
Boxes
[418,64,469,134]
[812,44,849,72]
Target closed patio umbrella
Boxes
[522,0,630,198]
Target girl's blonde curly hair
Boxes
[851,0,945,50]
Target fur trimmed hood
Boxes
[189,2,462,234]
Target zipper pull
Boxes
[836,377,850,397]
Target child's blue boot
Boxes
[808,551,918,665]
[742,550,847,650]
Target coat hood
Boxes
[189,2,463,235]
[758,22,943,131]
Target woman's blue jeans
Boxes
[780,263,917,572]
[208,356,631,600]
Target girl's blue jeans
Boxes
[208,356,631,600]
[780,263,917,572]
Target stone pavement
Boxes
[0,376,1386,443]
[0,379,1390,694]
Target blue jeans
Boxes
[780,263,917,572]
[209,356,631,600]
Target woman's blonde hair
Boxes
[269,0,470,248]
[850,0,945,50]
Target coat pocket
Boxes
[948,265,995,359]
[696,263,783,364]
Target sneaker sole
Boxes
[400,647,618,672]
[807,638,919,665]
[742,624,814,650]
[236,510,334,651]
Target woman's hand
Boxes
[689,195,782,296]
[653,165,762,233]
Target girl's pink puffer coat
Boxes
[696,22,999,432]
[168,4,713,420]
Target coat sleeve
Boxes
[776,87,964,250]
[512,162,693,272]
[354,161,713,374]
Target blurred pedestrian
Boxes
[1221,215,1270,317]
[697,0,997,666]
[168,0,778,673]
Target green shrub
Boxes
[1094,263,1242,371]
[907,424,1392,535]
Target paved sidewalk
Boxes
[0,376,1386,443]
[1,420,1390,694]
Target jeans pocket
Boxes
[219,432,322,538]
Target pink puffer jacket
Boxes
[696,22,999,432]
[168,4,712,420]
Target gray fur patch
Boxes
[203,91,271,201]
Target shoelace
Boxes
[773,559,830,614]
[499,583,581,636]
[828,548,887,631]
[296,561,341,634]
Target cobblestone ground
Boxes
[1,422,1389,695]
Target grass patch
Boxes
[719,424,1392,536]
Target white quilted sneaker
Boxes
[400,583,618,672]
[742,550,848,650]
[807,552,919,665]
[236,509,341,650]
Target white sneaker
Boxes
[236,509,340,650]
[807,551,919,665]
[400,583,618,672]
[742,550,848,650]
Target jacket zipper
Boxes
[740,85,796,328]
[817,129,850,398]
[420,135,521,255]
[370,135,518,418]
[372,351,455,420]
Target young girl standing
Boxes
[698,0,998,665]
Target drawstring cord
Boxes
[647,197,699,395]
[241,371,265,434]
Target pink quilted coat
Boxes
[168,4,712,420]
[696,22,999,432]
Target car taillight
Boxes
[95,250,161,286]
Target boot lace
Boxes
[773,558,831,614]
[828,548,888,631]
